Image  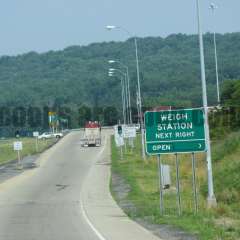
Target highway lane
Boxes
[0,131,105,240]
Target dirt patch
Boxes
[111,171,198,240]
[214,217,239,229]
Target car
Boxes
[53,132,63,139]
[38,132,63,140]
[38,132,54,140]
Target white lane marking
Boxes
[79,135,108,240]
[80,198,107,240]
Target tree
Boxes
[78,105,92,127]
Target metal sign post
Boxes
[157,155,164,215]
[33,132,39,152]
[192,152,198,214]
[131,137,134,148]
[175,153,182,216]
[36,138,38,152]
[14,141,23,170]
[120,147,123,160]
[17,150,21,166]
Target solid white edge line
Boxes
[79,135,108,240]
[80,198,107,240]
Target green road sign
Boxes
[145,108,206,155]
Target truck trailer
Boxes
[81,121,101,147]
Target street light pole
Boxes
[121,77,127,125]
[124,72,129,124]
[196,0,217,208]
[126,67,132,124]
[109,72,126,124]
[136,86,140,124]
[134,37,146,160]
[109,68,128,124]
[210,3,220,105]
[109,60,132,124]
[106,25,146,160]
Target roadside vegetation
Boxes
[0,33,240,129]
[0,138,57,165]
[111,128,240,240]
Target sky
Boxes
[0,0,239,56]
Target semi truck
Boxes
[81,121,101,147]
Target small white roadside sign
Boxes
[33,131,39,137]
[14,141,23,151]
[123,126,137,138]
[115,135,124,147]
[114,125,124,147]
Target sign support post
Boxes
[175,153,182,216]
[157,155,164,215]
[120,146,123,160]
[17,150,21,168]
[191,152,198,214]
[14,141,23,170]
[35,138,38,152]
[33,132,39,153]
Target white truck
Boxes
[81,121,101,147]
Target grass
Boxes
[111,132,240,240]
[0,138,57,165]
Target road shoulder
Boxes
[81,136,163,240]
[0,134,72,191]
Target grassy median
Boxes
[0,138,57,165]
[111,133,240,240]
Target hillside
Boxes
[0,32,240,110]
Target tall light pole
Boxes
[109,68,128,124]
[106,25,146,160]
[109,68,128,123]
[109,71,126,124]
[109,60,132,124]
[209,3,220,105]
[196,0,217,207]
[136,85,140,124]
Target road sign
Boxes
[161,165,171,188]
[123,126,137,138]
[114,125,124,147]
[145,108,206,155]
[14,141,23,151]
[33,131,39,137]
[117,125,122,135]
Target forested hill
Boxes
[0,32,240,108]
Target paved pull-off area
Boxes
[0,131,162,240]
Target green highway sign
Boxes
[145,108,206,155]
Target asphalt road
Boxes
[0,131,104,240]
